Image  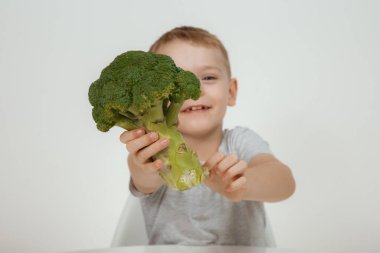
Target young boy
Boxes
[119,26,295,246]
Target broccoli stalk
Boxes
[88,51,207,191]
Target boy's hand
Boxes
[203,152,248,202]
[119,128,169,193]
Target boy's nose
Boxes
[199,84,205,97]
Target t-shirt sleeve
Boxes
[229,126,272,162]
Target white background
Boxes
[1,1,379,253]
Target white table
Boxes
[66,245,311,253]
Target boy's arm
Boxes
[243,154,295,202]
[120,129,167,195]
[204,152,295,202]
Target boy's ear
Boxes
[227,78,238,106]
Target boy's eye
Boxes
[202,75,216,81]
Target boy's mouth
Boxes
[181,105,211,113]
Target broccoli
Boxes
[89,50,208,191]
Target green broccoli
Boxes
[89,50,208,191]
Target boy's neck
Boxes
[182,127,224,162]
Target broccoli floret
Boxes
[89,51,207,191]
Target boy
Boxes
[119,26,295,246]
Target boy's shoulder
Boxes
[223,125,260,139]
[221,126,271,162]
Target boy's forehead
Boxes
[156,40,227,73]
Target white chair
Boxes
[264,212,277,247]
[111,195,148,246]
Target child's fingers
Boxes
[120,128,145,144]
[144,159,164,173]
[136,138,170,163]
[222,160,248,181]
[203,152,225,172]
[226,176,247,192]
[217,154,239,174]
[126,131,158,154]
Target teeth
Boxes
[192,106,203,110]
[183,106,210,112]
[185,106,207,112]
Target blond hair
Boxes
[149,26,231,77]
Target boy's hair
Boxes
[149,26,231,77]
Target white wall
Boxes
[1,1,379,253]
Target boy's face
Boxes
[156,40,237,138]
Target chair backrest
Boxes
[264,211,277,247]
[111,195,148,246]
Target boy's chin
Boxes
[178,121,219,138]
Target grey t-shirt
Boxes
[130,126,275,246]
